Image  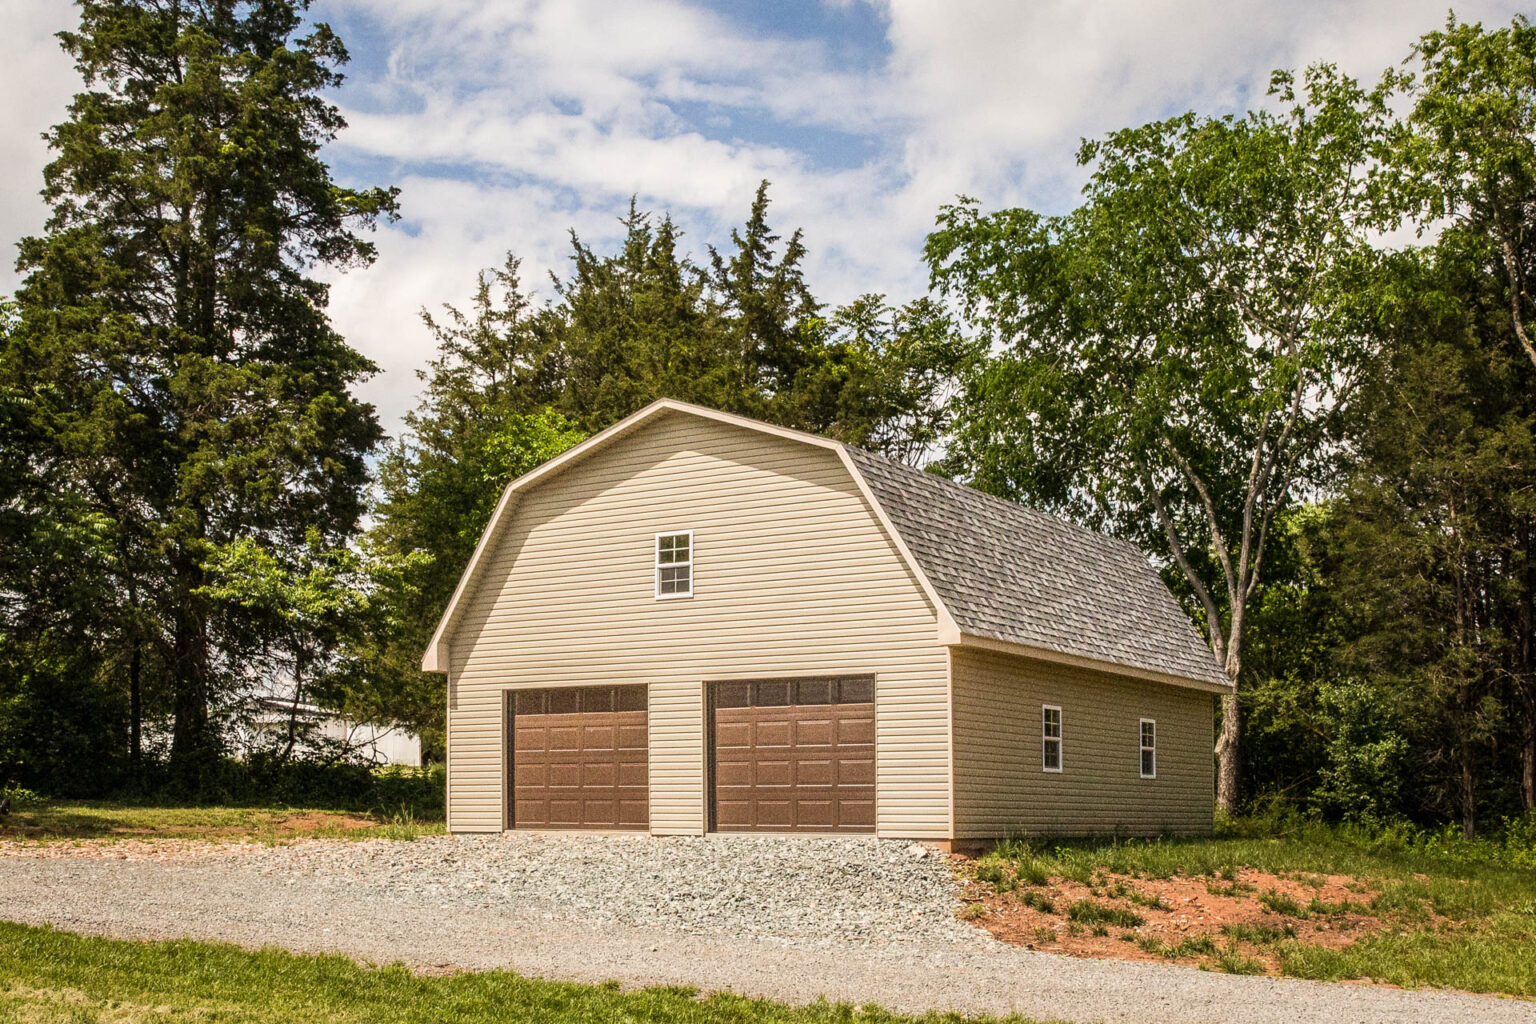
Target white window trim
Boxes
[654,530,694,600]
[1042,704,1063,773]
[1139,717,1157,779]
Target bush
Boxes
[112,756,445,818]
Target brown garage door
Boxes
[509,685,648,829]
[710,676,875,833]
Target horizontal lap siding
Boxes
[951,647,1215,838]
[447,412,949,837]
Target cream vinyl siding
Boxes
[446,411,950,836]
[950,646,1215,837]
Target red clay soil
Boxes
[955,861,1389,973]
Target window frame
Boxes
[1139,718,1157,779]
[1041,704,1063,773]
[654,530,694,600]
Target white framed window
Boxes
[655,531,693,599]
[1042,705,1063,772]
[1139,718,1157,779]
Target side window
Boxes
[655,531,693,599]
[1139,718,1156,779]
[1042,705,1063,772]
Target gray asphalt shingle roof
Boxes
[843,446,1229,688]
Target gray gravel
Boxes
[243,833,978,947]
[0,833,1529,1024]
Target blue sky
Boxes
[2,0,1527,436]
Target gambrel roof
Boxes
[843,447,1229,689]
[423,399,1229,691]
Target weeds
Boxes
[1066,901,1144,928]
[1258,890,1307,918]
[1213,940,1266,975]
[1221,923,1296,945]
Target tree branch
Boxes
[1499,235,1536,371]
[1141,462,1227,664]
[1162,437,1237,603]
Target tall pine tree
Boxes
[2,0,396,785]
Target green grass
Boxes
[0,922,1045,1024]
[1258,890,1307,918]
[0,800,445,844]
[970,822,1536,996]
[1065,901,1144,928]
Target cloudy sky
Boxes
[1,1,1525,438]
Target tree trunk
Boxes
[1519,683,1536,813]
[1520,518,1534,811]
[129,639,142,769]
[1459,750,1477,840]
[1216,689,1241,816]
[169,556,213,782]
[282,651,305,762]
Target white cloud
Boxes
[2,0,1529,441]
[0,3,82,289]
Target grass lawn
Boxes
[0,801,445,844]
[0,922,1021,1024]
[963,825,1536,998]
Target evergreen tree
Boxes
[1,0,396,786]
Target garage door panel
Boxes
[715,799,750,827]
[582,762,617,787]
[753,721,792,746]
[839,756,876,785]
[754,760,792,786]
[514,764,547,788]
[510,686,648,830]
[714,760,752,786]
[796,801,834,827]
[709,676,875,834]
[714,721,751,748]
[840,800,876,827]
[755,800,792,826]
[794,719,834,745]
[796,759,834,786]
[836,717,875,744]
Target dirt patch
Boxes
[957,862,1390,973]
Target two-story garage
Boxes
[422,399,1230,844]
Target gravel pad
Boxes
[243,833,978,947]
[0,833,1526,1024]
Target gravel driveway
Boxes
[0,833,1527,1024]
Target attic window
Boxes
[655,531,693,599]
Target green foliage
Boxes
[926,62,1394,812]
[360,188,973,748]
[107,759,447,818]
[1,0,395,788]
